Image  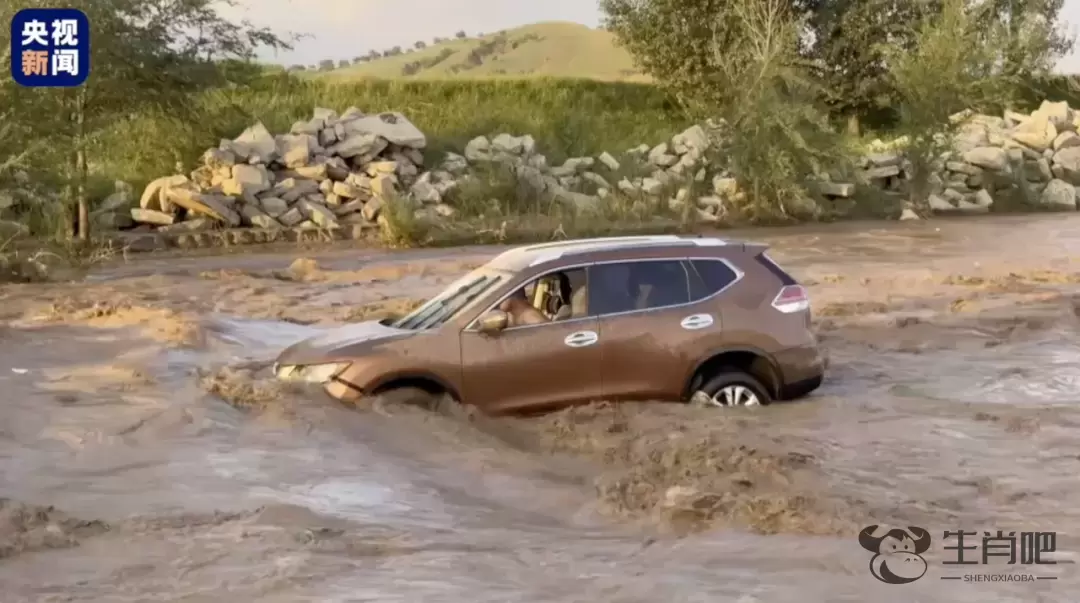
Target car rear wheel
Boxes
[692,370,772,408]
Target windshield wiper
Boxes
[395,276,491,331]
[414,276,495,330]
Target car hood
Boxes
[275,320,414,365]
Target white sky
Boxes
[221,0,1080,73]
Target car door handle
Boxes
[680,314,714,330]
[564,330,599,347]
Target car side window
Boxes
[688,259,739,302]
[588,260,690,315]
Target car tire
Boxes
[370,386,437,416]
[692,370,772,408]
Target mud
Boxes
[1,214,1080,601]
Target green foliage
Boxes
[880,0,1055,209]
[714,0,850,221]
[96,76,688,191]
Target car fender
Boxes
[681,345,783,398]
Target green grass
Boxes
[310,22,648,82]
[95,75,688,193]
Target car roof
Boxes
[486,235,753,272]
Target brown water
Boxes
[2,214,1080,602]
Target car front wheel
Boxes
[692,370,772,408]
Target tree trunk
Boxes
[846,114,861,137]
[74,86,89,241]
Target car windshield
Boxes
[392,267,510,331]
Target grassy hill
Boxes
[314,21,648,82]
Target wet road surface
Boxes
[1,213,1079,601]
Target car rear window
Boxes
[754,252,797,285]
[688,259,739,301]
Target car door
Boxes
[460,297,603,414]
[593,259,732,401]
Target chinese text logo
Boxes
[858,525,933,584]
[10,8,89,87]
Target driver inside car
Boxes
[498,288,549,326]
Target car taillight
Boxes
[771,285,810,313]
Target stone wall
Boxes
[89,99,1080,236]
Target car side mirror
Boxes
[476,309,509,333]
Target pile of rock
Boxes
[130,107,450,233]
[927,100,1080,213]
[121,100,1079,236]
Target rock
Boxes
[158,218,211,232]
[233,121,277,162]
[946,161,983,176]
[240,204,279,229]
[201,148,236,169]
[443,152,469,173]
[410,173,441,204]
[139,175,189,212]
[899,208,921,220]
[928,194,956,212]
[1039,178,1077,209]
[1052,131,1080,151]
[464,137,490,162]
[371,174,397,199]
[277,207,304,227]
[675,125,710,151]
[328,132,385,159]
[598,152,620,171]
[332,181,363,198]
[280,135,312,168]
[297,200,338,228]
[972,188,994,208]
[259,197,289,217]
[224,164,271,196]
[817,182,855,197]
[340,112,425,148]
[1012,112,1057,151]
[1039,100,1071,130]
[131,208,174,225]
[491,133,524,155]
[641,178,664,196]
[864,165,901,179]
[1052,146,1080,183]
[361,195,384,221]
[959,146,1006,171]
[272,178,320,203]
[334,198,366,216]
[167,189,241,226]
[367,161,397,175]
[866,153,901,167]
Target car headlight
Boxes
[275,363,347,383]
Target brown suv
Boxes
[274,235,825,413]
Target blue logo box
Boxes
[10,8,90,87]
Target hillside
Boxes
[314,21,648,82]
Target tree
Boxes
[709,0,848,220]
[414,40,427,49]
[880,0,1034,212]
[455,30,467,38]
[319,59,335,70]
[805,0,941,134]
[1,0,290,239]
[338,59,349,68]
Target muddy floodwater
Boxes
[1,214,1080,602]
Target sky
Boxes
[221,0,1080,73]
